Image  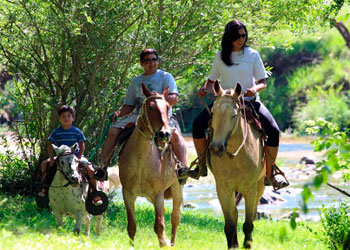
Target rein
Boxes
[224,95,249,159]
[136,94,164,141]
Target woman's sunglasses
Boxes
[236,33,247,39]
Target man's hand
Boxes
[112,112,119,122]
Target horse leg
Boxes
[122,189,137,246]
[53,210,63,228]
[95,214,103,235]
[254,178,265,219]
[217,185,238,249]
[83,214,92,236]
[170,182,183,246]
[242,186,258,249]
[73,215,82,235]
[153,192,169,247]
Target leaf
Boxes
[279,226,287,242]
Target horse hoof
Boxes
[243,240,252,249]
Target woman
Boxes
[185,20,288,189]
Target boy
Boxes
[38,105,102,206]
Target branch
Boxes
[327,182,350,198]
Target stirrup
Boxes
[265,164,289,190]
[93,168,108,181]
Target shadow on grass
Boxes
[0,194,226,236]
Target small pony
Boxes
[209,81,265,249]
[118,83,183,247]
[48,144,119,236]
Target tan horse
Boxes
[118,83,183,247]
[209,81,265,249]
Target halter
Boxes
[213,94,248,159]
[49,151,79,188]
[136,94,165,141]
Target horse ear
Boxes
[71,143,78,152]
[234,83,242,97]
[141,82,151,97]
[162,86,170,97]
[214,80,223,96]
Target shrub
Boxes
[0,145,33,196]
[320,201,350,250]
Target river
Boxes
[113,139,350,221]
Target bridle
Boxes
[136,94,166,141]
[48,151,81,188]
[212,94,248,159]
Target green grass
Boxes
[0,194,327,249]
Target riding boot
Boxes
[178,138,208,180]
[264,146,289,190]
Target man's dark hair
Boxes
[58,105,76,117]
[140,48,158,62]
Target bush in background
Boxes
[320,201,350,250]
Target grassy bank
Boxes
[0,194,326,250]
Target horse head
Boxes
[52,143,82,185]
[140,82,171,147]
[210,81,242,156]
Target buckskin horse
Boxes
[118,83,183,247]
[48,144,120,236]
[209,81,265,249]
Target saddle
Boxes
[115,123,135,158]
[242,100,264,134]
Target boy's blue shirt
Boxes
[48,126,86,155]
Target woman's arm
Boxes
[245,78,266,97]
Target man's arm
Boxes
[112,104,135,121]
[166,93,178,106]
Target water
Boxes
[113,143,349,221]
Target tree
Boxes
[0,0,346,192]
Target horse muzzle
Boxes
[210,142,225,157]
[155,130,171,144]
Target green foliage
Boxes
[0,146,32,195]
[293,86,350,133]
[301,119,349,213]
[320,201,350,250]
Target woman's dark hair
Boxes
[140,48,159,62]
[58,105,76,117]
[221,20,248,66]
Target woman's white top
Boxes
[208,47,268,99]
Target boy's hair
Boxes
[58,105,76,117]
[140,48,158,62]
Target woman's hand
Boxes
[198,79,215,97]
[244,86,257,97]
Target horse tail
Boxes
[164,187,172,199]
[107,167,121,190]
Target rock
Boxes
[300,156,316,165]
[255,211,271,220]
[183,203,198,209]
